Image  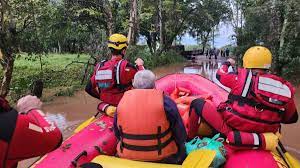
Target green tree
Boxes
[188,0,230,51]
[232,0,299,83]
[0,0,49,96]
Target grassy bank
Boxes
[8,54,90,101]
[5,48,185,102]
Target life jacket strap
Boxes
[228,94,284,114]
[119,126,173,155]
[120,126,172,140]
[121,135,173,153]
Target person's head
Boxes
[243,46,272,71]
[133,70,156,89]
[107,34,128,58]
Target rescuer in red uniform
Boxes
[0,95,62,168]
[85,34,144,117]
[189,46,298,151]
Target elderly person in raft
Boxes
[113,70,187,164]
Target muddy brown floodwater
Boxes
[19,56,300,167]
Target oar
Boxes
[277,141,300,168]
[74,111,101,133]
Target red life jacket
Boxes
[116,89,178,162]
[95,59,134,105]
[219,69,295,133]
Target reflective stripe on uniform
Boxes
[258,77,292,98]
[95,70,113,80]
[116,60,123,85]
[28,123,43,133]
[242,70,252,97]
[252,133,259,146]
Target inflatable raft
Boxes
[31,115,117,168]
[32,73,288,168]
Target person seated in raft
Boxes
[85,33,144,117]
[0,95,62,168]
[188,46,298,151]
[113,70,187,164]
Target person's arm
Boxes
[85,65,100,99]
[8,109,62,159]
[216,60,238,89]
[134,58,145,70]
[85,79,100,99]
[163,95,187,146]
[282,100,298,124]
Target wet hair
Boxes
[133,70,156,89]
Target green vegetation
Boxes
[1,0,298,100]
[0,0,231,98]
[126,46,185,69]
[231,0,300,84]
[6,54,89,101]
[5,50,184,102]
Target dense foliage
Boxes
[1,0,298,99]
[0,0,232,98]
[231,0,300,84]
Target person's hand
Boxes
[262,132,279,151]
[227,58,236,66]
[105,105,117,117]
[16,95,42,113]
[135,58,144,66]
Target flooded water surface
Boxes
[19,56,300,167]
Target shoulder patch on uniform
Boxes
[29,123,43,133]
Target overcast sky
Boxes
[181,23,235,48]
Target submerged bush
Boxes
[126,45,185,69]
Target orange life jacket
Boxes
[116,89,178,162]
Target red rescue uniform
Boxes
[216,61,298,133]
[86,57,144,111]
[188,61,298,138]
[0,98,62,168]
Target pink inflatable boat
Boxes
[31,73,285,168]
[31,115,117,168]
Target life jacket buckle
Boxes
[255,105,264,112]
[225,106,233,112]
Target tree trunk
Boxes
[58,41,61,53]
[105,1,114,36]
[31,79,44,98]
[0,54,14,97]
[128,0,138,45]
[158,0,164,49]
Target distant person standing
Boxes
[225,48,230,57]
[215,49,220,59]
[209,48,214,59]
[220,49,224,57]
[205,49,209,58]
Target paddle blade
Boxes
[182,149,216,168]
[74,116,95,133]
[285,153,300,168]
